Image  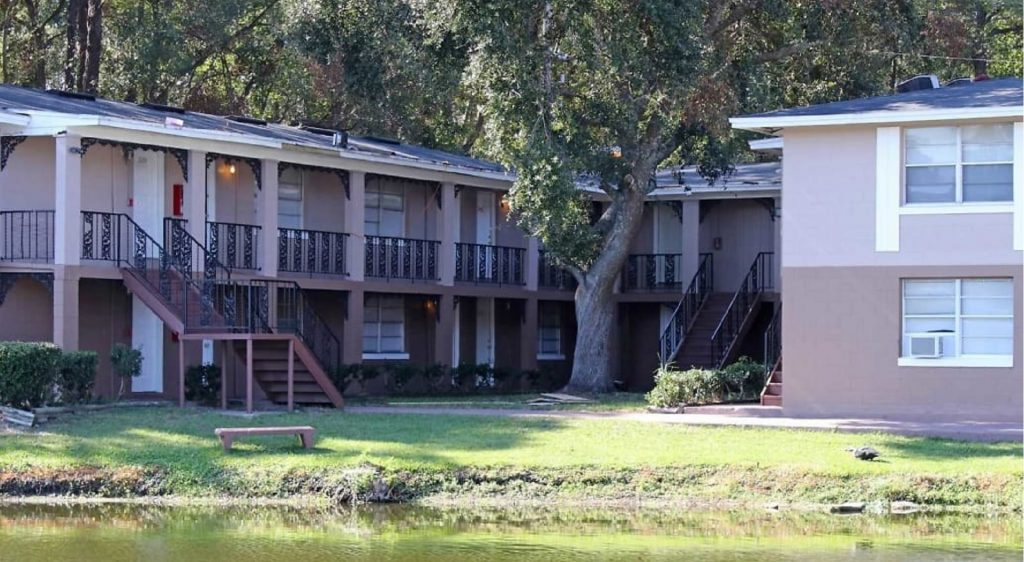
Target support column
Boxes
[185,150,207,242]
[245,338,254,413]
[52,266,80,350]
[524,237,539,291]
[220,341,228,410]
[433,293,455,367]
[258,159,279,277]
[287,339,295,412]
[342,288,365,364]
[54,134,82,266]
[520,297,538,372]
[178,341,185,407]
[680,200,700,286]
[345,172,366,281]
[438,182,457,286]
[773,195,782,294]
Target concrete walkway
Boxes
[347,406,1022,442]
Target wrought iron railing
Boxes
[0,210,54,262]
[454,242,525,285]
[658,253,714,366]
[164,218,232,281]
[710,252,775,368]
[278,228,349,276]
[207,220,261,271]
[538,250,577,291]
[623,253,683,291]
[364,235,439,281]
[763,304,781,379]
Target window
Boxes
[278,168,303,230]
[905,124,1014,204]
[365,184,405,237]
[901,278,1013,366]
[363,294,406,357]
[538,303,563,359]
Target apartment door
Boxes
[475,192,496,365]
[130,150,165,393]
[654,203,683,287]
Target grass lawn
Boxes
[348,392,649,412]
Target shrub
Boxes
[719,356,766,401]
[386,363,420,393]
[56,350,98,404]
[0,342,61,409]
[645,365,723,408]
[185,364,221,406]
[422,363,450,393]
[110,344,143,399]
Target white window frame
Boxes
[278,169,304,232]
[362,294,409,360]
[537,302,564,360]
[899,278,1014,368]
[901,124,1015,213]
[364,183,406,238]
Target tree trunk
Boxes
[563,165,652,393]
[82,0,102,93]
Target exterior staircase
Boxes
[672,293,733,369]
[761,360,782,406]
[709,252,774,369]
[760,304,782,406]
[84,212,344,408]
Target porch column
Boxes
[433,293,455,367]
[345,172,366,281]
[258,159,279,277]
[185,150,207,242]
[438,182,457,286]
[773,195,782,293]
[680,200,700,287]
[52,266,79,350]
[54,134,82,266]
[245,338,254,413]
[342,288,365,364]
[524,237,539,291]
[520,297,538,372]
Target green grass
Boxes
[349,392,649,412]
[1,407,1020,505]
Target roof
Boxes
[654,161,780,192]
[0,84,505,175]
[731,77,1023,132]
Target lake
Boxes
[0,503,1019,561]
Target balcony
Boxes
[622,253,683,292]
[0,210,54,262]
[454,243,525,286]
[364,235,439,282]
[278,228,349,277]
[207,221,261,271]
[538,250,577,291]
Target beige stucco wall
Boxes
[0,276,53,342]
[699,199,776,292]
[0,136,56,210]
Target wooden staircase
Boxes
[672,292,733,369]
[761,359,782,406]
[232,340,342,407]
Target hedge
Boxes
[0,342,61,409]
[56,350,98,404]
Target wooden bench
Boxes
[214,426,316,451]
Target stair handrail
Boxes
[658,252,714,366]
[165,218,232,281]
[761,304,782,400]
[710,251,774,368]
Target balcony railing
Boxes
[623,253,682,291]
[0,210,54,262]
[364,235,439,281]
[455,242,525,285]
[278,228,349,277]
[538,250,577,291]
[207,221,261,271]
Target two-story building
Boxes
[732,76,1023,422]
[0,84,781,411]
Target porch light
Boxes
[228,164,236,174]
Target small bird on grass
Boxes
[845,446,881,461]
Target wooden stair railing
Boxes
[760,305,782,406]
[658,253,714,366]
[709,252,774,369]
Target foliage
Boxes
[109,344,143,400]
[56,351,99,404]
[719,356,766,402]
[0,342,61,409]
[184,364,221,406]
[646,358,767,408]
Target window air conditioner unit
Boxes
[909,334,943,358]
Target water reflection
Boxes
[0,503,1018,561]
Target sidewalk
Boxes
[346,406,1023,442]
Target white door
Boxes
[475,297,494,366]
[130,150,166,393]
[475,192,495,365]
[654,204,683,286]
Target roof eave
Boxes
[730,105,1023,132]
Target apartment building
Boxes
[0,84,779,410]
[732,76,1024,421]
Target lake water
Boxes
[0,503,1019,561]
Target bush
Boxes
[56,350,98,404]
[110,344,143,399]
[645,365,723,408]
[719,356,766,401]
[185,364,221,406]
[0,342,61,409]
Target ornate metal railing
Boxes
[364,235,439,281]
[278,228,349,277]
[658,253,714,366]
[164,218,232,281]
[763,304,781,379]
[623,253,682,291]
[0,210,54,262]
[454,242,525,285]
[207,220,261,271]
[538,250,578,291]
[710,252,775,368]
